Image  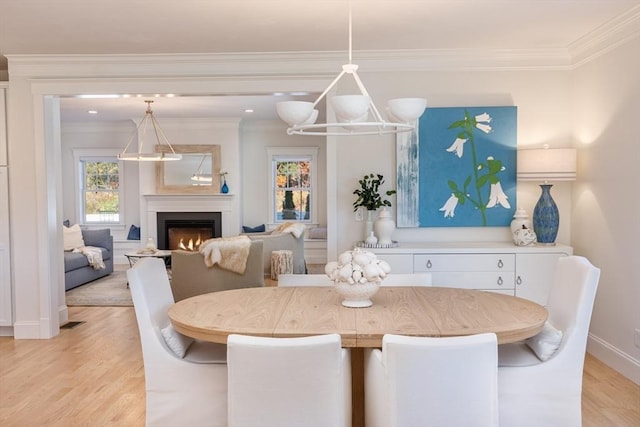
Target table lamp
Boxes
[517,146,576,245]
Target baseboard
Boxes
[0,325,13,336]
[587,332,640,385]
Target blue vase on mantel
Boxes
[221,178,229,194]
[533,184,559,245]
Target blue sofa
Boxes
[64,228,114,291]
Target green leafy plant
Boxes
[353,173,396,212]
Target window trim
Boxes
[73,148,125,227]
[267,146,318,225]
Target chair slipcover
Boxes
[127,257,228,427]
[227,333,352,427]
[365,333,499,427]
[276,272,432,287]
[497,255,601,427]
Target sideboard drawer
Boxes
[414,254,515,272]
[431,272,515,290]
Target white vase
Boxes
[374,208,395,245]
[364,209,376,241]
[510,208,532,234]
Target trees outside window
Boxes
[268,147,318,224]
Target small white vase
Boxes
[510,208,532,234]
[364,209,376,241]
[365,232,378,246]
[374,208,395,245]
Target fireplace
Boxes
[157,212,222,251]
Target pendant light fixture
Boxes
[118,100,182,161]
[276,4,426,136]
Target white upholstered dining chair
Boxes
[365,333,499,427]
[277,272,432,287]
[127,257,228,427]
[227,333,352,427]
[497,255,601,427]
[276,273,333,286]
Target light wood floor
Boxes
[1,306,638,426]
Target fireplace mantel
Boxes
[142,193,238,241]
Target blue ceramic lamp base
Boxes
[532,184,559,245]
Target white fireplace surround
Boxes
[143,194,238,243]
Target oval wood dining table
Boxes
[169,285,547,427]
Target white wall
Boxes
[571,36,640,381]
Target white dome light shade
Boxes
[301,109,319,125]
[276,101,315,126]
[331,95,371,121]
[387,98,427,122]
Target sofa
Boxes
[244,230,306,276]
[170,239,265,301]
[64,228,114,291]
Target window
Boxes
[74,149,124,225]
[268,147,318,224]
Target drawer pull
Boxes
[497,259,504,269]
[516,276,522,285]
[426,260,432,269]
[497,276,503,286]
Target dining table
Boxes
[168,286,548,427]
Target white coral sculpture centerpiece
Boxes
[325,247,391,308]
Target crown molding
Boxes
[5,7,640,79]
[569,4,640,67]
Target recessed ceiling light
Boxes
[244,109,254,113]
[87,110,98,114]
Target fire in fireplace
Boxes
[157,212,222,251]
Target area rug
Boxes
[65,266,132,306]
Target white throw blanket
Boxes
[272,221,306,239]
[73,246,106,270]
[199,235,251,274]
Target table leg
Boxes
[351,347,364,427]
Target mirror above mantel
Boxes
[155,144,221,194]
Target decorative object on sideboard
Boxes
[510,207,536,246]
[374,207,396,245]
[365,232,378,246]
[325,247,391,308]
[220,169,229,194]
[513,228,537,246]
[117,100,182,162]
[517,145,577,245]
[275,4,426,136]
[353,173,396,241]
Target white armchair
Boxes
[127,257,228,427]
[365,333,499,427]
[497,256,601,427]
[227,333,352,427]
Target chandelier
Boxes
[276,6,426,136]
[118,100,182,161]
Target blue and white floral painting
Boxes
[396,106,517,227]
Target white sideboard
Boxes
[367,242,573,305]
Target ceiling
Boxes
[1,0,639,122]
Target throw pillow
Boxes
[161,324,195,358]
[63,224,85,251]
[526,321,563,362]
[242,224,266,233]
[127,224,141,240]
